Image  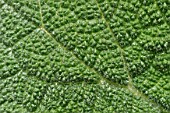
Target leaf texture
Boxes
[0,0,170,112]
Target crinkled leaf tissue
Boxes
[0,0,170,113]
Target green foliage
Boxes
[0,0,170,112]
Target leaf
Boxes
[0,0,170,112]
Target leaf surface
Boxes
[0,0,170,112]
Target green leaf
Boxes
[0,0,170,112]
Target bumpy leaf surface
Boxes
[0,0,170,112]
